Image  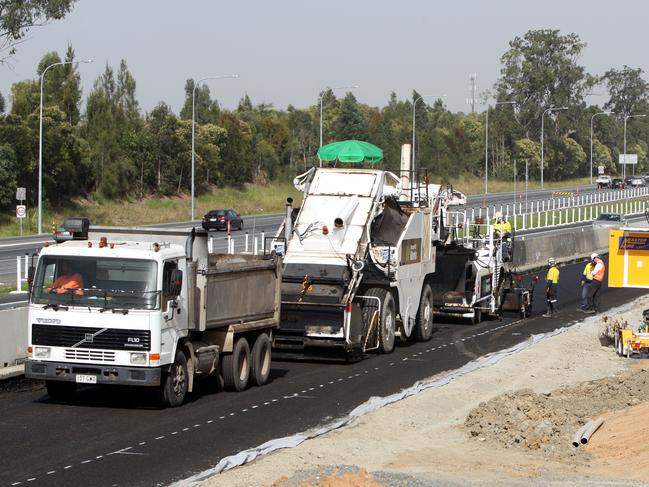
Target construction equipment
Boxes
[272,144,453,360]
[614,309,649,358]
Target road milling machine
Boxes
[272,145,467,360]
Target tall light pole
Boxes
[191,74,238,220]
[589,111,613,184]
[38,58,92,234]
[540,106,568,189]
[318,84,358,167]
[484,100,516,203]
[623,113,646,178]
[412,94,447,175]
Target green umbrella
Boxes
[317,140,383,163]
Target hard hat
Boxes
[590,252,599,260]
[548,257,556,265]
[494,211,503,219]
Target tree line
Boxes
[0,28,649,212]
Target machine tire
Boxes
[161,349,189,407]
[46,380,76,401]
[472,307,483,325]
[414,284,434,341]
[222,337,251,391]
[614,331,619,353]
[251,333,272,387]
[362,288,396,354]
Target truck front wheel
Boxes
[161,349,189,407]
[251,333,272,386]
[222,337,251,391]
[46,380,76,402]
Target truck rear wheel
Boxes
[46,380,76,402]
[222,337,251,391]
[251,333,271,386]
[161,349,189,407]
[414,284,434,341]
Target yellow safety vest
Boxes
[546,266,560,284]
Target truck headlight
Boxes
[34,346,50,359]
[130,352,147,365]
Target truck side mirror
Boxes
[168,269,183,296]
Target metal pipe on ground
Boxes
[580,416,604,444]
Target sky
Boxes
[0,0,647,114]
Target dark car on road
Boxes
[201,209,243,231]
[611,178,625,189]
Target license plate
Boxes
[210,218,216,221]
[76,374,97,384]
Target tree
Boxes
[179,79,220,124]
[60,44,82,125]
[335,93,368,141]
[602,66,649,119]
[0,144,17,208]
[592,138,614,175]
[0,0,77,61]
[495,30,593,137]
[0,90,5,113]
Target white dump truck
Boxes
[25,221,281,407]
[273,145,463,360]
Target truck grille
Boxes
[65,349,116,362]
[32,324,151,351]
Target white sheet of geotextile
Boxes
[173,327,568,487]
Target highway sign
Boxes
[598,165,605,175]
[16,187,26,201]
[619,154,638,165]
[16,205,26,219]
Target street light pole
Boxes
[38,59,92,235]
[590,111,613,184]
[540,106,568,189]
[191,74,238,220]
[484,100,516,205]
[412,94,447,176]
[622,114,646,178]
[318,84,358,167]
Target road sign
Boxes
[16,187,26,201]
[598,165,605,175]
[16,205,26,219]
[619,154,638,165]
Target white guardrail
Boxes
[463,186,649,232]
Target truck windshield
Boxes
[31,256,159,310]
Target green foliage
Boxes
[0,0,76,59]
[602,66,649,119]
[0,144,17,206]
[592,139,613,174]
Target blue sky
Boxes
[0,0,645,113]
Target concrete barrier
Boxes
[0,307,27,367]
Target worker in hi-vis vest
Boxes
[585,253,606,313]
[580,260,594,312]
[543,257,560,318]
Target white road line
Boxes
[182,428,189,431]
[171,431,178,435]
[80,460,92,464]
[46,471,55,475]
[64,465,72,469]
[207,420,214,423]
[155,436,165,440]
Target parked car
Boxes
[611,178,625,189]
[595,174,612,189]
[629,176,645,187]
[201,209,243,231]
[593,213,627,228]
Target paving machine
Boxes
[272,145,460,360]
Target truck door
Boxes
[161,259,187,364]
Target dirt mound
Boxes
[464,368,649,457]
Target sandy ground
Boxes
[199,294,649,487]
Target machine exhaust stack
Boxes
[285,197,293,244]
[400,144,412,190]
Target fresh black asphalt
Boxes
[1,257,646,487]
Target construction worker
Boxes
[492,211,512,238]
[50,261,85,296]
[579,259,594,312]
[543,257,560,318]
[585,253,606,313]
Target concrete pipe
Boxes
[572,423,588,447]
[580,416,604,445]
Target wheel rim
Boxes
[260,343,271,377]
[238,351,249,382]
[423,299,432,333]
[384,311,394,343]
[172,364,185,397]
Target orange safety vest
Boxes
[51,273,85,296]
[592,259,606,282]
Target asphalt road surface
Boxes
[1,257,646,487]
